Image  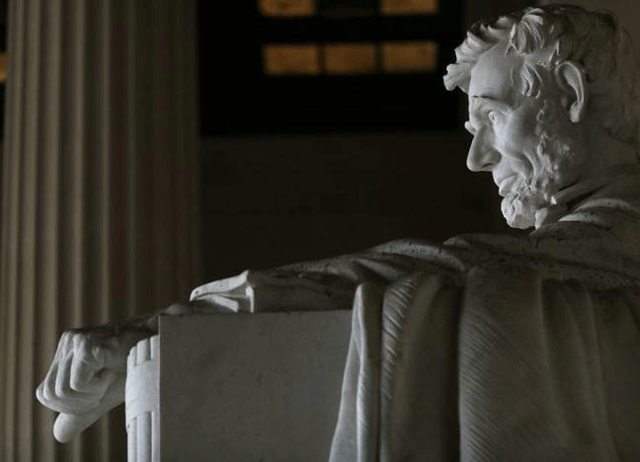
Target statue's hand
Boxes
[35,322,151,442]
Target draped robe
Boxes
[190,170,640,461]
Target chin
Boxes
[501,193,543,229]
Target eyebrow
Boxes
[470,95,512,114]
[472,95,510,107]
[465,95,511,134]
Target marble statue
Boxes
[37,4,640,460]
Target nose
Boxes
[466,130,500,172]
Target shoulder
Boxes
[446,223,640,290]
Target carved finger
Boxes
[70,355,116,396]
[54,352,75,398]
[54,331,73,361]
[52,352,98,412]
[38,362,60,405]
[42,332,71,388]
[35,381,50,406]
[69,337,102,392]
[73,334,107,368]
[84,368,117,397]
[53,372,126,443]
[69,357,101,394]
[38,332,71,399]
[35,381,87,414]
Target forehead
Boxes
[468,41,523,107]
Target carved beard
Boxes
[501,98,586,229]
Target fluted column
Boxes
[125,336,160,462]
[0,0,199,461]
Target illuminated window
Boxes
[200,0,464,134]
[259,0,443,76]
[324,43,377,75]
[263,41,440,76]
[259,0,316,17]
[380,0,438,15]
[263,44,320,75]
[381,41,438,73]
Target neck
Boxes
[533,123,640,229]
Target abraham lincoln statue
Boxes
[37,5,640,460]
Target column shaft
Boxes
[0,0,200,460]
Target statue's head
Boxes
[444,4,640,229]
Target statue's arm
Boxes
[37,238,454,442]
[188,238,460,313]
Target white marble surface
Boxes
[126,336,160,462]
[159,311,352,462]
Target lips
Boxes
[496,175,518,197]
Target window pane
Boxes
[380,0,438,15]
[381,41,437,73]
[263,44,320,75]
[324,43,377,75]
[259,0,316,17]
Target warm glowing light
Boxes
[323,43,377,75]
[259,0,316,16]
[263,44,320,75]
[381,41,438,73]
[380,0,438,15]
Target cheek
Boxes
[497,157,530,182]
[495,112,539,174]
[503,114,537,149]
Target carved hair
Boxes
[444,4,640,148]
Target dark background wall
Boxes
[195,0,533,284]
[199,133,512,281]
[195,0,532,282]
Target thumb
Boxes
[53,373,125,443]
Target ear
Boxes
[554,61,588,123]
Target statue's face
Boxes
[465,42,585,228]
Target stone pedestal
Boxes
[0,1,199,460]
[125,312,352,462]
